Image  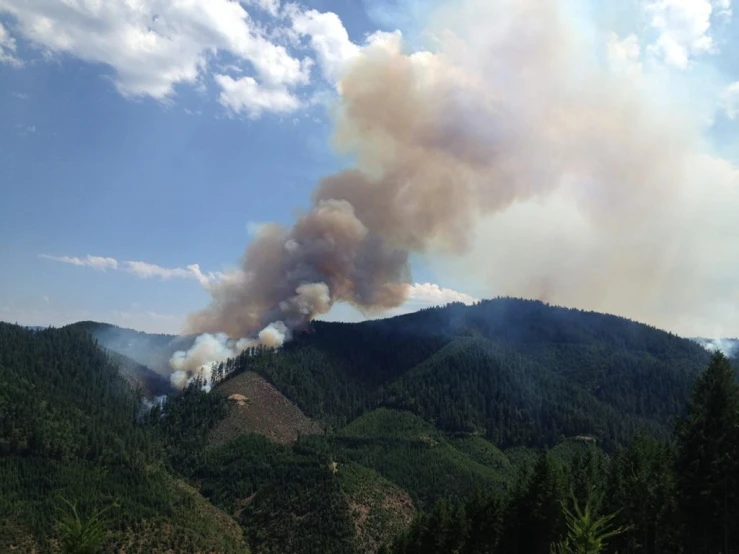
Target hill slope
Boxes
[42,298,718,553]
[0,322,248,553]
[71,298,710,449]
[226,298,709,447]
[209,370,322,445]
[69,320,194,376]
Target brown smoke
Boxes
[188,0,739,340]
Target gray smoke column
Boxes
[187,0,739,341]
[186,200,410,338]
[186,2,597,338]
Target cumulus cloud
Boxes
[289,8,360,83]
[0,21,22,66]
[215,74,302,118]
[644,0,730,68]
[40,253,222,286]
[0,0,370,115]
[406,283,477,307]
[322,283,477,323]
[0,0,317,114]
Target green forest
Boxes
[1,298,738,553]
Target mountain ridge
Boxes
[69,298,714,448]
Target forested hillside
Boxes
[384,352,739,554]
[82,298,712,450]
[218,298,710,448]
[5,298,735,553]
[0,323,247,553]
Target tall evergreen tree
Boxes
[675,352,739,553]
[502,453,566,554]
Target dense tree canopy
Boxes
[2,298,737,553]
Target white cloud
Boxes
[714,0,733,19]
[0,0,364,116]
[290,8,359,83]
[406,283,478,307]
[185,264,225,289]
[322,282,478,323]
[125,260,193,280]
[40,254,119,270]
[644,0,730,68]
[0,0,311,108]
[40,253,223,286]
[721,81,739,119]
[215,74,302,117]
[0,21,22,66]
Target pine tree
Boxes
[504,452,565,554]
[549,495,626,554]
[675,352,739,553]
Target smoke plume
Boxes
[169,333,257,390]
[183,0,739,361]
[695,338,739,359]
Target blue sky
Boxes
[1,0,739,336]
[0,0,454,332]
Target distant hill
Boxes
[71,298,712,449]
[230,298,710,449]
[106,349,173,396]
[68,320,195,376]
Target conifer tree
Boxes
[675,352,739,553]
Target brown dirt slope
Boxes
[209,371,322,446]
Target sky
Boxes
[1,0,738,337]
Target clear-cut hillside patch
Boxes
[209,371,322,445]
